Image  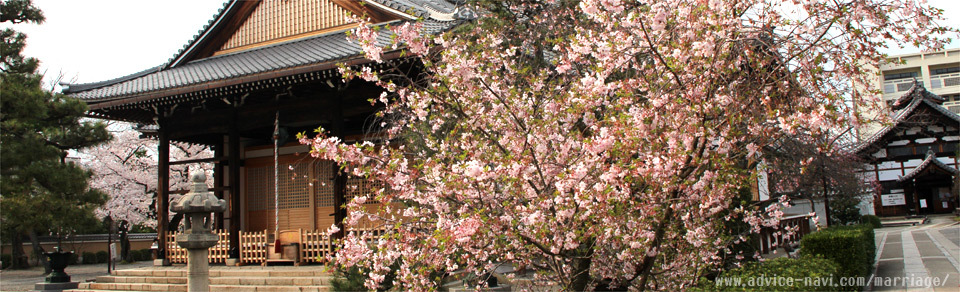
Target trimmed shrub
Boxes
[138,249,153,261]
[1,254,11,269]
[127,250,140,262]
[800,224,875,291]
[861,215,882,229]
[68,252,79,265]
[331,260,399,292]
[82,252,97,265]
[95,251,109,264]
[330,266,368,292]
[703,256,841,291]
[830,195,863,225]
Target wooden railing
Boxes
[758,214,813,255]
[300,229,334,263]
[165,228,344,265]
[239,230,268,264]
[165,232,187,264]
[165,230,231,264]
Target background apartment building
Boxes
[876,48,960,113]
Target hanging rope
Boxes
[273,111,281,253]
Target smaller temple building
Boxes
[856,81,960,216]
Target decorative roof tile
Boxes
[854,82,960,154]
[62,0,467,103]
[897,150,959,182]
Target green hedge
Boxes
[1,254,10,269]
[81,252,97,265]
[701,256,840,291]
[139,248,154,261]
[129,249,152,261]
[68,252,79,265]
[861,215,882,229]
[800,224,875,291]
[95,251,109,264]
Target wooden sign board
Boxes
[881,193,906,206]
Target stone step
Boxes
[70,283,329,292]
[77,282,186,292]
[112,268,330,278]
[93,275,330,286]
[211,277,329,286]
[94,276,186,284]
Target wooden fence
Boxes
[758,214,813,254]
[165,228,356,265]
[165,230,231,264]
[300,229,334,263]
[239,230,268,264]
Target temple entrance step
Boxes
[66,265,332,292]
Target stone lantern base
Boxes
[34,281,79,292]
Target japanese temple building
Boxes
[856,80,960,217]
[63,0,467,264]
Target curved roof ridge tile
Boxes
[897,150,959,182]
[854,84,958,154]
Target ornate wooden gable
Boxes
[216,0,402,56]
[177,0,407,64]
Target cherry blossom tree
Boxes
[81,122,212,260]
[301,0,954,290]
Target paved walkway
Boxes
[0,261,153,291]
[870,215,960,292]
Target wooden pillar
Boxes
[158,126,170,262]
[214,145,225,229]
[228,114,242,258]
[331,94,346,238]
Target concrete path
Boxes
[870,215,960,291]
[0,261,153,291]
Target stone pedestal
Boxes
[187,249,210,292]
[170,171,226,292]
[33,281,79,292]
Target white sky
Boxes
[4,0,960,90]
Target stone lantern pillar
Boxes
[170,171,226,292]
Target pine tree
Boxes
[0,0,110,271]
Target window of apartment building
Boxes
[884,72,918,80]
[931,66,960,75]
[931,67,960,88]
[883,72,919,93]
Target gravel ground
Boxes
[0,261,153,291]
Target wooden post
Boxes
[331,94,346,239]
[158,126,170,265]
[229,114,242,259]
[214,145,225,230]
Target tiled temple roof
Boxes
[854,82,960,154]
[897,150,959,182]
[62,0,466,105]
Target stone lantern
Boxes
[170,171,226,292]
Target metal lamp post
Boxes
[170,171,226,292]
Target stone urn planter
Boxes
[44,249,73,283]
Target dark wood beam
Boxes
[157,123,170,263]
[214,145,225,230]
[169,187,230,195]
[228,111,242,259]
[331,92,346,240]
[163,84,383,140]
[169,157,224,166]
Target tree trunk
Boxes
[27,229,51,274]
[10,232,29,269]
[119,222,131,262]
[569,255,593,291]
[822,174,831,227]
